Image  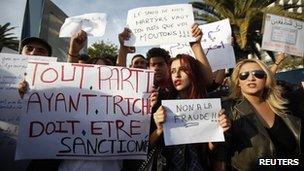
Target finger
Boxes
[218,114,226,121]
[194,28,201,37]
[219,118,228,125]
[218,109,225,115]
[191,23,199,29]
[128,47,135,52]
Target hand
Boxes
[69,30,87,56]
[150,87,159,108]
[218,109,230,132]
[275,52,285,65]
[153,106,166,135]
[18,80,29,99]
[118,27,135,53]
[190,23,202,44]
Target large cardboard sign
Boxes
[0,53,57,170]
[161,19,236,71]
[125,4,195,46]
[261,14,304,57]
[0,53,56,127]
[16,62,154,160]
[162,98,225,146]
[59,13,107,37]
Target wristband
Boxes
[68,53,78,58]
[274,62,280,65]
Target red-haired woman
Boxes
[149,54,230,171]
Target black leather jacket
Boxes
[223,98,301,171]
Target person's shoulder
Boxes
[221,97,237,107]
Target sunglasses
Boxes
[239,70,266,80]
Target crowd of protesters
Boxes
[3,9,302,171]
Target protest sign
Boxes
[16,62,154,160]
[162,98,224,146]
[161,43,195,58]
[0,53,57,170]
[59,13,107,37]
[0,53,57,126]
[161,19,236,71]
[261,14,304,57]
[125,4,195,46]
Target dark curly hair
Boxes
[146,47,170,65]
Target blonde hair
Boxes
[230,59,288,115]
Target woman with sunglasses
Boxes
[150,54,230,171]
[226,59,301,171]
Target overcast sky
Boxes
[0,0,190,61]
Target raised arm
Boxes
[270,52,285,74]
[190,23,213,86]
[116,28,135,66]
[68,30,87,63]
[150,105,166,146]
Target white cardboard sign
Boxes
[161,19,236,71]
[0,53,57,170]
[261,14,304,57]
[162,98,224,146]
[0,53,56,126]
[16,62,154,160]
[125,4,195,46]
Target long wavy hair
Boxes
[230,59,288,115]
[168,54,207,99]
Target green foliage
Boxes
[0,22,18,51]
[87,41,118,64]
[278,56,304,71]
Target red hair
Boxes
[168,54,207,99]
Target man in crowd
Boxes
[20,37,52,56]
[129,54,147,69]
[1,37,60,171]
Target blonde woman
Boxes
[225,59,301,171]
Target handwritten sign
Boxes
[0,53,56,171]
[59,13,107,37]
[161,42,195,57]
[0,53,57,126]
[262,14,304,57]
[161,19,236,71]
[16,62,154,160]
[125,4,195,46]
[162,98,224,146]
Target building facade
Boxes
[21,0,69,61]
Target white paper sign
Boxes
[161,43,195,57]
[0,53,57,170]
[0,53,57,126]
[161,19,236,71]
[59,13,107,37]
[261,14,304,57]
[125,4,195,46]
[16,62,154,160]
[162,98,224,146]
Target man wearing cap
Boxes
[20,37,52,56]
[15,37,60,171]
[18,37,52,98]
